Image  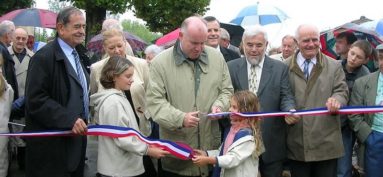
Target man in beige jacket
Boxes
[284,24,348,177]
[146,16,233,177]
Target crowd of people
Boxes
[0,5,383,177]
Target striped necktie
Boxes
[303,59,311,80]
[72,50,89,120]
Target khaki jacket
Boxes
[8,47,33,96]
[284,51,348,161]
[90,55,151,136]
[146,42,233,176]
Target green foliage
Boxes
[68,0,130,14]
[121,19,161,43]
[48,0,73,13]
[0,0,34,15]
[128,0,210,34]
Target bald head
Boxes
[179,16,208,59]
[180,16,208,36]
[295,24,320,59]
[12,28,28,53]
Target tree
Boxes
[0,0,34,15]
[121,19,161,43]
[128,0,210,34]
[48,0,73,13]
[62,0,130,43]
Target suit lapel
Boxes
[258,57,272,96]
[366,72,379,106]
[237,58,249,90]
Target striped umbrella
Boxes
[230,2,288,27]
[0,8,57,28]
[320,23,383,58]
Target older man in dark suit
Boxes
[227,25,297,177]
[25,7,88,177]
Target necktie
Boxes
[72,50,89,120]
[303,59,311,80]
[249,65,258,94]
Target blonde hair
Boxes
[231,90,264,157]
[102,28,124,45]
[0,54,5,97]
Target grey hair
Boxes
[144,44,164,56]
[0,20,15,37]
[295,24,319,41]
[220,28,230,40]
[56,6,83,26]
[102,19,123,32]
[242,25,268,42]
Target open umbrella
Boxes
[320,23,383,58]
[359,18,383,36]
[230,2,288,27]
[0,8,57,28]
[155,23,244,47]
[155,28,180,47]
[87,31,148,58]
[220,22,244,47]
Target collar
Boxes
[173,40,208,66]
[58,38,75,56]
[297,52,317,66]
[12,47,26,55]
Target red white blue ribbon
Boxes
[0,125,193,160]
[207,106,383,118]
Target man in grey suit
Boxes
[227,25,298,177]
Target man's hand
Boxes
[326,97,341,113]
[72,118,87,135]
[284,109,301,125]
[183,111,200,128]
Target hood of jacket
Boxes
[90,89,125,122]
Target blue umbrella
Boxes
[359,18,383,36]
[230,2,288,27]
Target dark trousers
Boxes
[290,158,337,177]
[365,130,383,177]
[259,159,284,177]
[159,170,204,177]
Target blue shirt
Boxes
[372,73,383,132]
[57,38,78,74]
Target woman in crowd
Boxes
[0,55,14,176]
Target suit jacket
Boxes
[0,42,18,100]
[25,38,89,176]
[227,56,295,163]
[220,46,240,63]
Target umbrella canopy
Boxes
[320,23,383,58]
[220,22,244,47]
[230,2,288,27]
[0,8,57,28]
[155,23,244,47]
[155,28,180,47]
[87,31,148,57]
[359,18,383,36]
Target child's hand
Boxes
[147,146,170,159]
[193,149,207,156]
[192,155,210,167]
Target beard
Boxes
[246,55,262,65]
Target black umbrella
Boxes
[220,22,244,47]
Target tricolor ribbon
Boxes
[207,106,383,118]
[0,125,193,160]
